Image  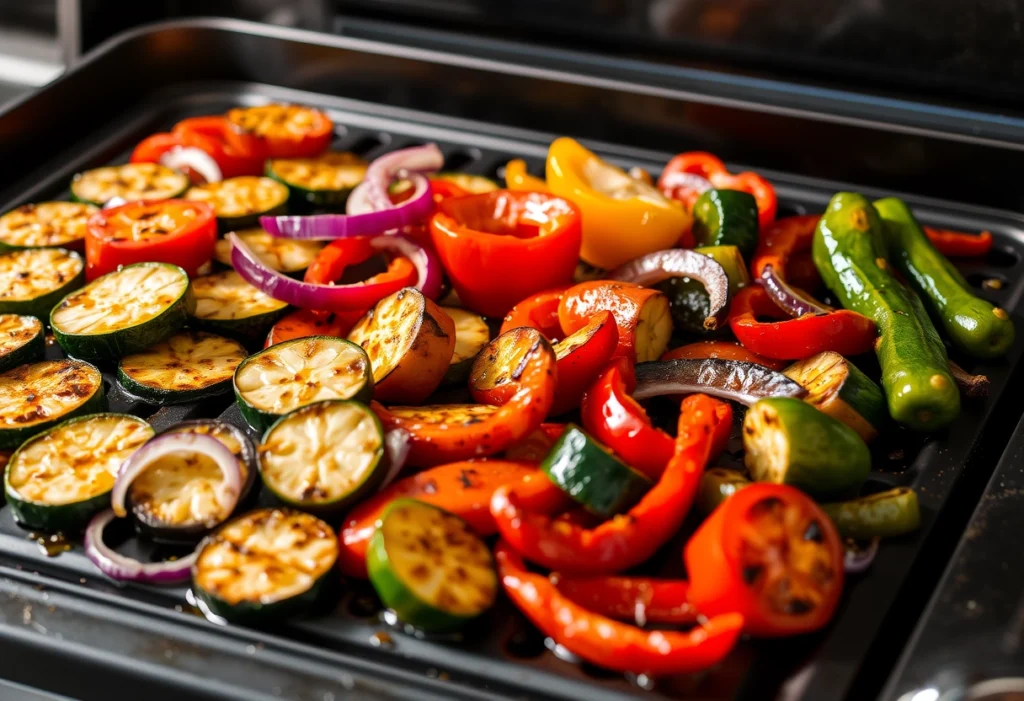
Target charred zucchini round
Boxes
[0,247,85,320]
[0,202,97,252]
[0,359,106,450]
[50,262,193,361]
[70,163,189,207]
[0,314,44,372]
[213,228,323,276]
[233,336,373,433]
[184,176,289,231]
[189,270,289,345]
[117,331,247,404]
[192,508,338,624]
[5,413,152,531]
[440,306,490,386]
[783,352,887,442]
[265,151,367,208]
[367,499,498,632]
[129,420,257,544]
[259,400,387,515]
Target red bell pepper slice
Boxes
[504,423,567,461]
[84,199,216,280]
[658,152,777,229]
[496,541,743,675]
[728,286,877,360]
[338,459,538,577]
[226,104,334,159]
[429,191,582,318]
[500,287,570,341]
[685,482,844,637]
[579,357,675,480]
[549,311,618,415]
[551,574,698,625]
[303,237,418,293]
[170,116,267,178]
[750,214,822,284]
[661,340,787,370]
[491,394,732,575]
[923,227,993,257]
[264,309,364,348]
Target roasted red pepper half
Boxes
[429,191,582,318]
[551,574,697,625]
[338,459,538,577]
[550,311,619,415]
[750,214,822,284]
[264,309,364,348]
[685,482,844,637]
[496,541,743,675]
[500,287,570,341]
[226,104,334,159]
[579,357,675,480]
[85,199,217,280]
[303,237,418,299]
[662,340,787,370]
[373,331,557,466]
[170,116,267,178]
[728,286,877,360]
[659,152,777,229]
[923,227,994,258]
[491,394,732,575]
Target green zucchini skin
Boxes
[691,189,760,259]
[265,152,367,209]
[541,424,652,518]
[813,193,959,431]
[783,351,887,442]
[50,263,194,362]
[743,397,870,500]
[0,248,85,320]
[820,487,921,540]
[116,332,246,405]
[0,315,45,372]
[697,468,750,514]
[874,197,1014,358]
[658,245,749,335]
[185,177,289,232]
[0,360,106,451]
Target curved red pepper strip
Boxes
[496,541,744,675]
[750,214,821,283]
[728,286,877,360]
[551,574,697,625]
[658,152,777,229]
[491,394,732,575]
[923,227,993,257]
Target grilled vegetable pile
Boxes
[0,102,1010,680]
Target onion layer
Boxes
[363,143,445,211]
[633,358,807,405]
[85,509,197,583]
[844,537,880,574]
[378,428,412,491]
[160,146,223,184]
[758,264,830,317]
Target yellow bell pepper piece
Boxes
[546,137,690,269]
[504,159,549,192]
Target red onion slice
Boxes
[633,358,807,405]
[378,428,412,491]
[85,509,196,584]
[758,264,831,317]
[111,432,241,520]
[610,249,730,330]
[230,232,440,310]
[364,143,445,211]
[369,235,443,300]
[844,537,880,574]
[159,146,222,184]
[261,174,433,241]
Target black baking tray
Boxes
[2,18,1024,701]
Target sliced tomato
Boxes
[226,104,334,159]
[84,199,216,280]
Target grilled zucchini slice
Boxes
[5,413,152,531]
[0,247,85,319]
[434,172,500,194]
[265,152,367,208]
[0,314,44,372]
[441,306,490,386]
[70,163,189,207]
[0,202,97,252]
[189,270,289,345]
[213,228,323,276]
[367,499,498,632]
[117,331,247,404]
[348,288,456,404]
[192,508,338,624]
[783,352,887,442]
[184,176,289,231]
[0,359,106,450]
[129,420,257,545]
[233,336,373,433]
[260,400,387,515]
[51,262,192,361]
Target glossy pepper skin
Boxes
[727,286,877,360]
[500,287,569,341]
[559,280,671,362]
[685,483,844,637]
[550,311,619,416]
[751,215,822,285]
[504,159,549,192]
[579,357,675,480]
[429,190,581,318]
[551,574,697,625]
[304,237,417,292]
[923,227,992,257]
[546,138,690,269]
[496,541,744,675]
[490,394,732,575]
[658,151,777,230]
